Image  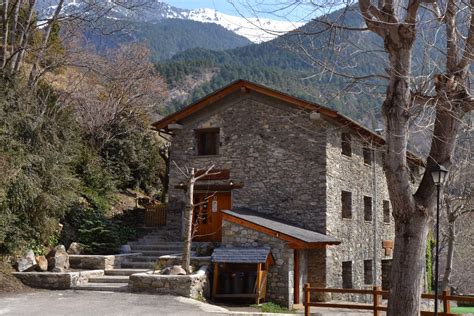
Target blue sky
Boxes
[165,0,316,22]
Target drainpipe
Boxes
[372,128,384,286]
[372,146,378,286]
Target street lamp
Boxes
[431,164,448,316]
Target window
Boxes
[364,196,373,221]
[341,191,352,219]
[341,133,352,157]
[195,128,219,156]
[342,261,353,288]
[383,200,391,223]
[363,147,373,165]
[364,260,373,284]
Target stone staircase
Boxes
[72,227,190,292]
[72,269,147,292]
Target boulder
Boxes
[17,249,37,272]
[67,242,82,255]
[46,245,69,272]
[35,255,48,272]
[161,265,186,275]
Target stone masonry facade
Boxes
[166,89,396,306]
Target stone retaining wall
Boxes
[129,266,209,298]
[13,270,104,290]
[69,253,142,270]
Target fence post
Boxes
[304,283,310,316]
[373,286,381,316]
[442,290,450,315]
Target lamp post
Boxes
[431,164,448,316]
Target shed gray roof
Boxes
[222,208,340,245]
[211,247,272,264]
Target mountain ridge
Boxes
[36,0,303,43]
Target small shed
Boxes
[211,247,274,304]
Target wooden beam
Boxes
[174,184,244,191]
[256,263,262,305]
[294,249,300,304]
[212,262,219,299]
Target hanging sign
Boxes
[212,197,218,213]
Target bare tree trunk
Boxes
[12,0,35,74]
[1,0,10,70]
[441,220,455,291]
[158,144,170,203]
[181,168,195,274]
[9,0,21,58]
[28,0,64,86]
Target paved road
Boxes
[0,290,384,316]
[0,290,229,316]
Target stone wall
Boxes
[13,270,104,290]
[69,253,142,270]
[129,266,209,299]
[221,220,294,309]
[168,91,328,235]
[324,125,395,301]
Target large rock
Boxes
[35,255,48,272]
[67,242,83,255]
[161,265,186,275]
[17,249,37,272]
[47,245,69,272]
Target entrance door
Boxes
[193,192,231,242]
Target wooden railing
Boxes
[144,203,167,227]
[304,284,474,316]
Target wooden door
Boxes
[193,192,231,242]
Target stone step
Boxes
[121,262,155,269]
[128,256,176,262]
[88,276,130,283]
[129,245,186,251]
[72,283,129,292]
[105,269,149,276]
[128,240,183,248]
[135,250,184,256]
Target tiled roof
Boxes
[222,208,340,245]
[211,247,272,264]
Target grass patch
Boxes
[250,302,294,313]
[450,306,474,314]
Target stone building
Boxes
[152,80,419,308]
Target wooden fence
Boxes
[144,203,167,227]
[304,284,474,316]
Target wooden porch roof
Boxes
[222,208,340,249]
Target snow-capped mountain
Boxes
[186,8,303,43]
[36,0,303,43]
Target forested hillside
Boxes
[0,2,167,258]
[156,6,384,125]
[84,18,252,61]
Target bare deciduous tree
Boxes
[439,133,473,292]
[173,163,220,274]
[62,43,166,149]
[234,0,473,314]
